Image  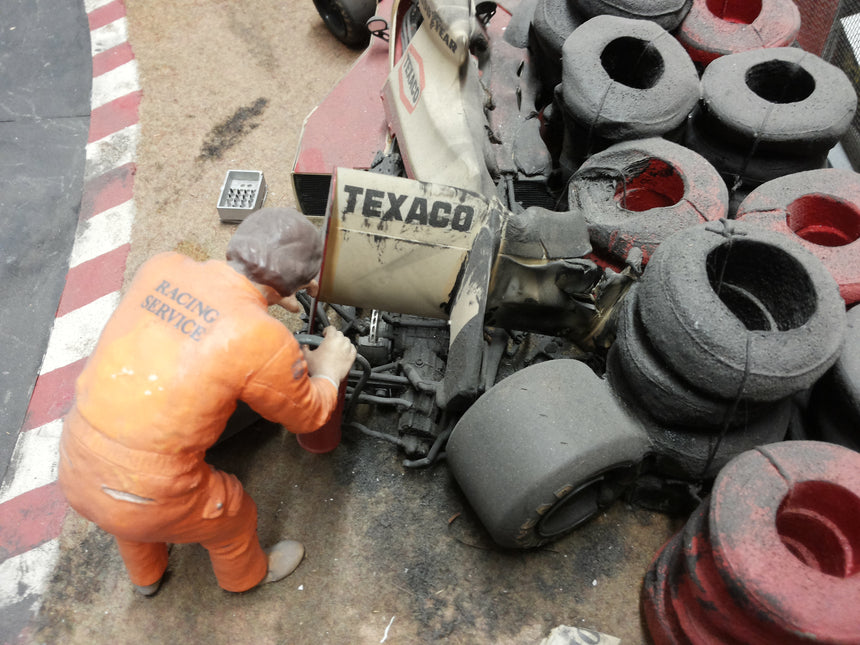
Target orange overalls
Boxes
[58,252,338,592]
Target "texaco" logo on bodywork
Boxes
[398,47,425,114]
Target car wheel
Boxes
[313,0,376,48]
[637,220,846,402]
[446,359,650,548]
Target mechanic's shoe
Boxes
[133,578,163,597]
[262,540,304,584]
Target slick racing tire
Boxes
[313,0,376,48]
[676,0,801,66]
[637,220,846,402]
[699,48,857,156]
[610,285,765,431]
[576,0,692,31]
[568,137,728,265]
[735,169,860,305]
[561,15,699,142]
[446,359,650,549]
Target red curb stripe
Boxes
[56,244,130,317]
[80,162,135,221]
[87,0,127,31]
[0,483,68,560]
[88,91,142,144]
[92,41,135,78]
[22,359,87,432]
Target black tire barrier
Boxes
[735,169,860,305]
[610,285,769,432]
[698,48,858,157]
[606,341,791,480]
[643,441,860,644]
[682,122,828,196]
[560,15,699,143]
[530,0,585,90]
[568,137,728,265]
[805,305,860,451]
[446,359,651,548]
[637,220,847,402]
[676,0,801,67]
[313,0,376,48]
[574,0,693,31]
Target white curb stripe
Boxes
[84,0,117,13]
[0,541,61,612]
[69,199,135,269]
[90,16,129,56]
[91,60,140,110]
[84,123,140,181]
[0,420,63,506]
[39,292,121,375]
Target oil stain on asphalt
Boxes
[198,98,269,161]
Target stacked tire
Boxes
[606,220,846,475]
[557,15,700,173]
[735,169,860,305]
[530,0,693,91]
[568,137,728,267]
[643,441,860,644]
[676,0,801,68]
[683,47,858,211]
[802,306,860,451]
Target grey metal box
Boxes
[217,170,267,223]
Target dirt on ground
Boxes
[26,2,680,643]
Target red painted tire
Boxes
[736,169,860,305]
[699,48,857,156]
[575,0,692,31]
[568,137,728,265]
[644,441,860,644]
[676,0,800,66]
[710,442,860,642]
[560,15,699,142]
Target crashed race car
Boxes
[291,0,851,549]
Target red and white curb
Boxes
[0,0,139,633]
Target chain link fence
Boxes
[809,0,860,168]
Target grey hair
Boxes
[226,207,323,296]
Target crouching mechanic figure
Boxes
[58,207,357,595]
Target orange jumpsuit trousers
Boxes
[58,253,337,592]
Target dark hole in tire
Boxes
[615,158,685,211]
[601,37,664,90]
[786,194,860,247]
[538,464,634,538]
[745,61,816,104]
[776,480,860,578]
[705,0,762,24]
[706,240,816,331]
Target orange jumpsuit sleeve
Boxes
[240,332,339,434]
